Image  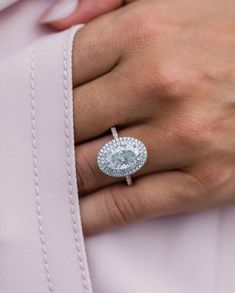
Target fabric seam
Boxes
[30,43,54,292]
[63,29,89,293]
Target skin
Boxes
[53,0,235,235]
[46,0,124,30]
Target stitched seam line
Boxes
[30,44,54,292]
[63,30,89,292]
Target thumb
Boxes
[40,0,123,30]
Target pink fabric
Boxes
[0,2,92,292]
[0,0,19,11]
[1,1,235,292]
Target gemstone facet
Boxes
[97,137,148,177]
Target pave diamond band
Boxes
[97,127,148,186]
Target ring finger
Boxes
[75,123,197,195]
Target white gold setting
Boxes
[97,127,148,186]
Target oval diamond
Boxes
[97,137,148,177]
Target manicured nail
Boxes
[40,0,79,23]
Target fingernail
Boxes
[40,0,79,23]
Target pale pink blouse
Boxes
[0,1,235,293]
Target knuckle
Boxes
[156,64,197,97]
[119,7,159,48]
[139,62,199,103]
[187,160,233,203]
[171,116,213,151]
[131,13,157,39]
[173,124,203,149]
[199,161,233,194]
[104,187,137,226]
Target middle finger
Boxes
[73,70,154,144]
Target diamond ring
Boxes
[97,127,148,186]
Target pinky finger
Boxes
[80,171,211,236]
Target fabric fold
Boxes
[0,26,92,293]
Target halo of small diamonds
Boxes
[97,137,148,177]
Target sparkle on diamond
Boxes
[109,149,137,170]
[97,137,148,177]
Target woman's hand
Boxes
[40,0,123,29]
[72,0,235,235]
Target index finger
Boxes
[72,10,121,86]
